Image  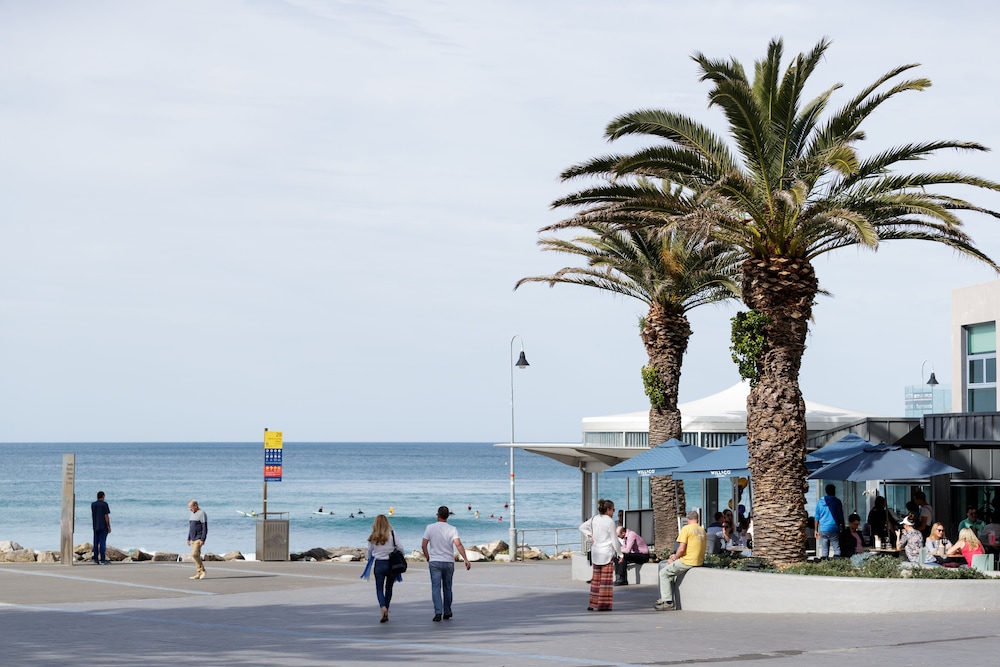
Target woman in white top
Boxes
[366,514,403,623]
[579,498,622,611]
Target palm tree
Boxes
[569,38,1000,564]
[517,217,740,546]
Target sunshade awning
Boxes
[603,438,709,479]
[807,444,963,482]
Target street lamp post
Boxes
[509,335,529,561]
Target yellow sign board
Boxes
[264,431,283,449]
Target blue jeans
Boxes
[428,561,455,615]
[373,559,395,609]
[818,530,840,558]
[93,530,108,562]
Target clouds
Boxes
[2,1,999,441]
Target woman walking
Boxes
[366,514,402,623]
[580,498,622,611]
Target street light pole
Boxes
[509,335,529,561]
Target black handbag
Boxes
[388,531,407,573]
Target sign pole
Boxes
[60,453,75,566]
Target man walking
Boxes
[655,510,706,611]
[187,499,208,580]
[421,506,471,622]
[815,484,845,558]
[614,525,650,585]
[91,491,111,564]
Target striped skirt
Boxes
[589,562,615,611]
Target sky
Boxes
[3,0,1000,443]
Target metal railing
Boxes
[512,526,582,561]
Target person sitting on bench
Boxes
[614,525,650,585]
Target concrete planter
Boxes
[570,553,1000,613]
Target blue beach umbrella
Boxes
[670,437,751,480]
[672,437,823,480]
[809,433,879,465]
[603,438,709,479]
[807,444,963,482]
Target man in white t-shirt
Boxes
[422,506,471,622]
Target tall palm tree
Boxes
[517,218,740,546]
[569,38,1000,564]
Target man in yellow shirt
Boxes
[655,510,706,611]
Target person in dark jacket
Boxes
[187,499,208,580]
[840,513,864,557]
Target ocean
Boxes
[1,442,611,557]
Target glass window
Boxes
[968,322,996,354]
[969,387,997,412]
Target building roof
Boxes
[582,381,878,435]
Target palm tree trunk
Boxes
[641,304,690,550]
[742,257,818,566]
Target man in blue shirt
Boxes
[814,484,844,558]
[91,491,111,564]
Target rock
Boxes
[0,540,24,552]
[493,553,511,562]
[74,543,93,555]
[299,547,331,561]
[36,551,60,563]
[223,551,245,561]
[106,546,129,562]
[152,552,179,562]
[203,553,225,562]
[334,554,356,562]
[466,550,486,562]
[517,546,547,560]
[553,548,574,560]
[325,546,366,560]
[1,549,37,562]
[129,549,153,561]
[477,540,508,559]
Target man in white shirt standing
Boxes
[422,506,471,622]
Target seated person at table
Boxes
[707,512,725,535]
[979,516,1000,547]
[720,520,742,549]
[840,513,864,557]
[946,528,985,567]
[958,507,985,535]
[897,515,924,563]
[924,522,953,564]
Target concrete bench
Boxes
[570,553,658,584]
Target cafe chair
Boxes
[971,553,996,573]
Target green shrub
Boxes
[908,566,989,580]
[782,558,858,577]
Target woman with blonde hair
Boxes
[924,523,953,564]
[946,527,984,567]
[365,514,403,623]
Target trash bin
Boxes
[256,512,289,561]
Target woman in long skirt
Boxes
[366,514,402,623]
[580,498,622,611]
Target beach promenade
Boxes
[2,559,998,666]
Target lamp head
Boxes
[515,350,529,369]
[927,372,939,386]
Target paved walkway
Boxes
[2,559,999,666]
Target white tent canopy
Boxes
[582,381,877,446]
